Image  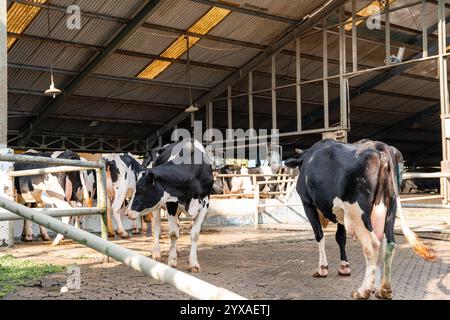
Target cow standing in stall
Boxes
[104,153,146,238]
[285,139,436,299]
[128,139,214,272]
[15,150,88,245]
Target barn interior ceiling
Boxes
[5,0,450,166]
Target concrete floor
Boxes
[1,215,449,300]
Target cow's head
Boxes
[127,169,163,220]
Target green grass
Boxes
[0,254,65,298]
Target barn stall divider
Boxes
[0,153,245,300]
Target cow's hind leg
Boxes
[188,197,209,273]
[22,219,34,242]
[152,209,162,262]
[336,223,351,276]
[167,202,179,268]
[376,215,396,300]
[304,203,328,277]
[345,202,380,299]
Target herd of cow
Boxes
[9,138,436,299]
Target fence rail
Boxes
[0,153,108,244]
[0,196,245,300]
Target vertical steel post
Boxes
[323,22,329,129]
[208,101,213,130]
[227,86,232,140]
[422,1,428,58]
[248,72,254,132]
[271,55,277,130]
[254,179,260,228]
[385,0,391,65]
[339,6,348,129]
[352,0,357,72]
[0,0,12,246]
[0,0,6,148]
[296,38,302,132]
[96,159,108,243]
[438,0,450,203]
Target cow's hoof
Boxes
[375,288,393,300]
[152,251,162,262]
[51,241,61,247]
[21,234,33,242]
[41,235,51,242]
[312,265,328,278]
[352,290,371,300]
[338,264,351,276]
[132,228,140,235]
[118,232,129,239]
[189,265,201,273]
[168,261,177,268]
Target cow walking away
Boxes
[285,139,436,299]
[128,139,214,272]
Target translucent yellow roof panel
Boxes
[344,0,396,31]
[7,0,48,50]
[137,6,230,80]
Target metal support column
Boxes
[422,1,428,58]
[227,86,232,131]
[207,101,213,130]
[248,72,254,132]
[296,38,302,132]
[438,0,450,203]
[339,6,348,129]
[0,0,13,247]
[385,0,391,65]
[271,55,277,130]
[352,0,357,72]
[96,159,108,243]
[323,22,329,128]
[0,0,6,147]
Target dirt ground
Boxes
[1,215,450,300]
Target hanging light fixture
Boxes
[184,36,198,113]
[44,8,61,98]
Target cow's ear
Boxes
[145,169,155,186]
[285,154,305,168]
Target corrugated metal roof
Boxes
[4,0,446,162]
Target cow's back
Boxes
[298,140,380,215]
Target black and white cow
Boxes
[14,150,86,245]
[128,139,214,272]
[285,139,436,300]
[104,153,146,238]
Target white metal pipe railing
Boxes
[0,153,102,168]
[9,166,94,177]
[0,207,100,221]
[0,195,246,300]
[0,153,109,244]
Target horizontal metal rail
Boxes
[0,195,245,300]
[401,203,450,209]
[0,207,101,221]
[0,153,102,168]
[257,203,303,208]
[403,172,450,179]
[215,173,290,178]
[9,166,94,177]
[400,195,443,202]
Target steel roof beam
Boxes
[10,32,435,85]
[20,0,164,143]
[145,0,347,147]
[188,0,297,24]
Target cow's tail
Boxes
[384,151,437,262]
